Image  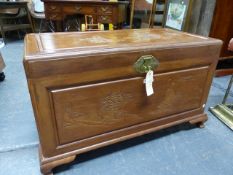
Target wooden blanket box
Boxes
[23,28,222,175]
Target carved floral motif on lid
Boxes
[79,36,113,44]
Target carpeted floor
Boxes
[0,40,233,175]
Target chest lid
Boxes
[24,28,222,60]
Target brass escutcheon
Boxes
[134,55,159,73]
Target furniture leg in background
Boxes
[0,52,5,81]
[210,75,233,130]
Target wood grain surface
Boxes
[24,28,222,175]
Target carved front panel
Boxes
[50,67,209,145]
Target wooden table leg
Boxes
[26,7,35,33]
[54,20,64,32]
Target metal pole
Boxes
[129,0,135,29]
[222,75,233,104]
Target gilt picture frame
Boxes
[164,0,193,31]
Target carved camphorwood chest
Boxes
[23,28,222,175]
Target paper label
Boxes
[144,70,154,96]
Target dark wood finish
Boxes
[210,0,233,76]
[41,0,128,31]
[209,0,233,59]
[215,69,233,77]
[24,28,222,175]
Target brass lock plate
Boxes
[134,55,159,73]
